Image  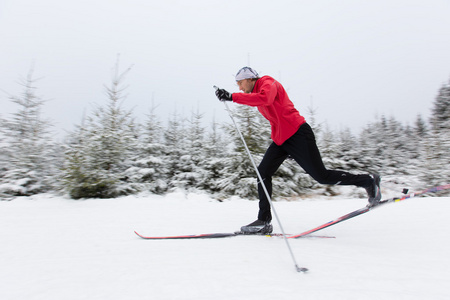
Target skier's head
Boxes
[235,67,259,93]
[235,67,259,81]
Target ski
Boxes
[134,184,449,241]
[135,231,237,240]
[134,231,334,240]
[288,184,450,239]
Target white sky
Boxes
[1,0,450,138]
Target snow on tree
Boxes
[337,127,365,171]
[124,103,169,194]
[170,108,210,191]
[201,117,228,197]
[421,79,450,188]
[318,124,343,171]
[61,60,139,199]
[383,116,411,174]
[358,115,419,176]
[162,110,187,190]
[0,68,57,197]
[414,114,428,138]
[358,116,390,174]
[430,79,450,132]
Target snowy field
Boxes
[1,190,449,300]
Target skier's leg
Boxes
[256,142,289,222]
[284,123,373,188]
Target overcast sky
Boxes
[1,0,450,139]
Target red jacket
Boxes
[232,76,306,146]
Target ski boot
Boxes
[366,174,381,207]
[240,219,273,234]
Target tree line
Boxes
[1,63,449,200]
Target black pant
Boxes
[257,123,372,221]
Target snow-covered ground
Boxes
[1,190,449,300]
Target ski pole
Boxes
[214,86,308,273]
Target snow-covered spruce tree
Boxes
[0,69,57,197]
[62,61,139,199]
[358,116,390,174]
[163,110,188,190]
[400,120,420,174]
[414,114,428,138]
[359,115,417,175]
[170,108,210,191]
[123,103,168,194]
[421,79,450,188]
[337,127,366,172]
[200,117,229,197]
[430,78,450,132]
[411,114,429,165]
[383,116,412,175]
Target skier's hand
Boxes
[215,88,233,101]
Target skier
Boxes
[215,66,381,234]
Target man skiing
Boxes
[215,66,381,234]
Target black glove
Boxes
[215,88,233,101]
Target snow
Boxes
[1,192,449,300]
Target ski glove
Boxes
[215,88,233,101]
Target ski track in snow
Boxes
[0,192,449,300]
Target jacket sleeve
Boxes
[232,78,277,107]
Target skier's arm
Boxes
[232,79,277,107]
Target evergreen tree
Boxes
[124,103,168,194]
[171,109,209,191]
[383,116,410,174]
[359,115,418,175]
[202,117,228,197]
[421,129,450,188]
[205,115,227,157]
[62,60,139,199]
[358,117,388,173]
[318,124,342,170]
[337,127,365,171]
[163,110,186,190]
[0,68,57,197]
[430,79,450,132]
[421,79,450,187]
[410,114,429,170]
[414,114,428,138]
